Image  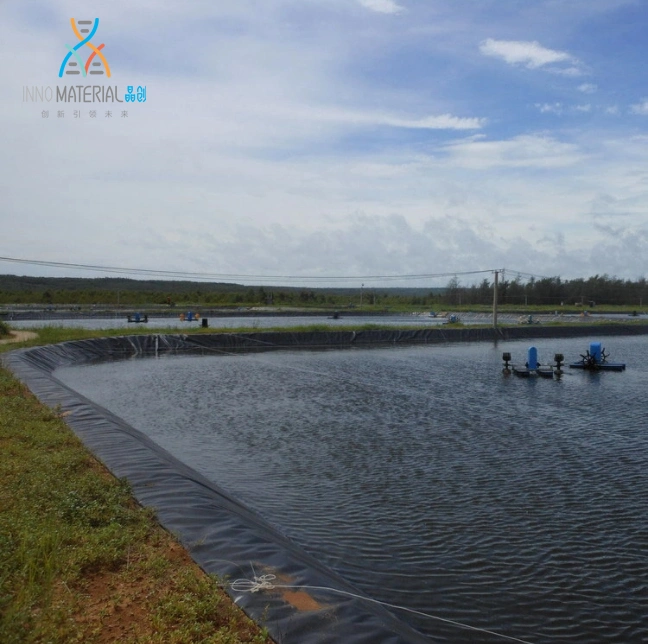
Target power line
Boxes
[0,255,499,284]
[504,269,553,281]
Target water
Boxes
[8,314,448,330]
[56,336,648,643]
[8,312,640,330]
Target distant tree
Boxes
[506,277,525,305]
[477,278,492,304]
[444,277,461,305]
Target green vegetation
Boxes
[447,274,646,308]
[0,338,272,643]
[0,275,441,308]
[1,272,646,309]
[0,320,9,337]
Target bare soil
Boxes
[0,330,38,344]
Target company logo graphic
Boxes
[24,17,147,112]
[58,18,111,78]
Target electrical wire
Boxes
[0,254,502,284]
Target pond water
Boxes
[9,314,448,330]
[56,335,648,643]
[8,312,640,330]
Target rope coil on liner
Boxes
[229,574,537,644]
[230,574,277,593]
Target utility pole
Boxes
[360,283,364,307]
[493,270,499,328]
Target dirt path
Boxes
[0,331,38,345]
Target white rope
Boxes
[230,573,277,593]
[229,574,538,644]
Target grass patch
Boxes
[0,364,272,643]
[0,320,10,337]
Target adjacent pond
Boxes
[8,314,447,330]
[56,335,648,643]
[8,311,631,330]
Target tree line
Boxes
[0,286,437,307]
[0,274,645,308]
[447,275,646,307]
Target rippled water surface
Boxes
[56,336,648,643]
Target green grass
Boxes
[0,342,272,643]
[0,320,9,337]
[0,323,421,349]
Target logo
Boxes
[58,18,111,79]
[23,17,147,114]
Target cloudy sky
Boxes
[1,0,647,287]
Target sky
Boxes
[1,0,647,288]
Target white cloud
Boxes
[259,104,485,131]
[578,83,598,94]
[479,38,572,68]
[556,66,585,77]
[575,104,591,112]
[211,101,487,141]
[443,134,584,169]
[479,38,582,75]
[630,99,648,115]
[536,103,563,115]
[357,0,404,14]
[354,111,485,130]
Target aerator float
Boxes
[503,346,555,378]
[569,342,626,372]
[127,313,148,323]
[503,342,626,377]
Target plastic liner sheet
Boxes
[4,325,647,643]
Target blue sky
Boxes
[0,0,647,286]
